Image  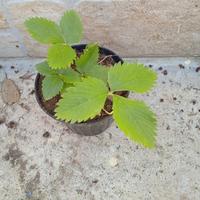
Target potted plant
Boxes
[25,10,157,148]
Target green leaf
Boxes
[25,17,64,44]
[36,61,57,76]
[59,68,81,83]
[113,95,157,148]
[86,65,109,83]
[60,82,73,94]
[55,77,108,123]
[60,10,83,44]
[108,63,157,93]
[42,76,63,100]
[47,44,76,69]
[76,44,99,73]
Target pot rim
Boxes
[34,43,127,125]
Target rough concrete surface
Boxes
[0,0,200,57]
[0,57,200,199]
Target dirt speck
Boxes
[30,164,37,170]
[178,64,185,69]
[195,67,200,72]
[191,100,196,105]
[20,103,30,112]
[25,171,40,193]
[162,70,168,75]
[0,116,6,125]
[43,131,51,138]
[2,143,24,167]
[6,121,18,129]
[76,189,83,195]
[19,72,34,80]
[92,179,99,184]
[29,89,35,95]
[160,98,164,102]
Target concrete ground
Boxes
[0,57,200,200]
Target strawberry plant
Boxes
[25,10,157,148]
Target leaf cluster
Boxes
[25,10,158,148]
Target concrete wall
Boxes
[0,0,200,58]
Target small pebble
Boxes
[109,157,118,167]
[184,60,191,65]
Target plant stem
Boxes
[98,55,114,64]
[102,108,113,115]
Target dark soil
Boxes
[37,52,128,122]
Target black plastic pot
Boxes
[35,44,128,136]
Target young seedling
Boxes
[25,10,157,148]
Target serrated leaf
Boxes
[113,95,157,148]
[47,44,76,69]
[60,82,73,94]
[55,77,108,123]
[76,44,99,73]
[86,65,109,83]
[42,76,63,100]
[108,63,157,93]
[60,10,83,44]
[25,17,64,44]
[36,61,57,76]
[59,68,81,83]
